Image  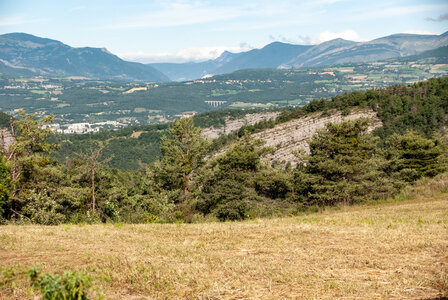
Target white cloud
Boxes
[101,1,263,30]
[118,45,253,63]
[298,30,363,45]
[0,15,47,27]
[0,15,24,26]
[318,30,362,42]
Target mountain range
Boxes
[0,31,447,82]
[150,32,448,81]
[0,33,169,81]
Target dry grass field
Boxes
[1,178,447,299]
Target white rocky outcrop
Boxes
[253,108,382,165]
[202,111,281,139]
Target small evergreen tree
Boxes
[4,111,60,221]
[384,131,447,183]
[0,155,11,215]
[295,118,394,206]
[196,133,273,221]
[154,117,209,202]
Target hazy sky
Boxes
[1,0,447,63]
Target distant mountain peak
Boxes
[4,31,445,82]
[215,50,240,64]
[1,32,63,45]
[319,38,356,47]
[101,48,113,55]
[0,33,169,81]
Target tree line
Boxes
[0,78,447,224]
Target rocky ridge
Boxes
[202,111,281,139]
[253,108,381,165]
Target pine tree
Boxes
[154,117,209,202]
[295,118,393,206]
[196,132,273,221]
[4,111,61,221]
[384,131,447,182]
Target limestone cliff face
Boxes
[202,111,280,139]
[205,108,381,165]
[253,108,381,165]
[0,129,14,152]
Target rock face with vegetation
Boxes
[202,111,280,139]
[0,77,447,224]
[253,108,381,165]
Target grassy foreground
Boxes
[1,187,447,299]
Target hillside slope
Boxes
[150,32,448,80]
[0,33,169,81]
[285,32,448,67]
[214,42,312,75]
[202,111,281,139]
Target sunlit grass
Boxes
[1,177,447,299]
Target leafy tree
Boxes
[0,155,11,215]
[75,140,111,212]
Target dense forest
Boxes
[0,77,447,224]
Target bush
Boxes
[21,190,65,225]
[29,268,93,300]
[254,169,293,199]
[216,200,249,221]
[118,192,176,223]
[384,132,447,182]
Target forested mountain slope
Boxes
[0,33,169,81]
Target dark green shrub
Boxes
[384,132,447,182]
[29,268,93,300]
[216,200,249,221]
[254,169,293,199]
[0,155,11,215]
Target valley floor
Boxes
[1,194,447,299]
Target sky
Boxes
[0,0,447,63]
